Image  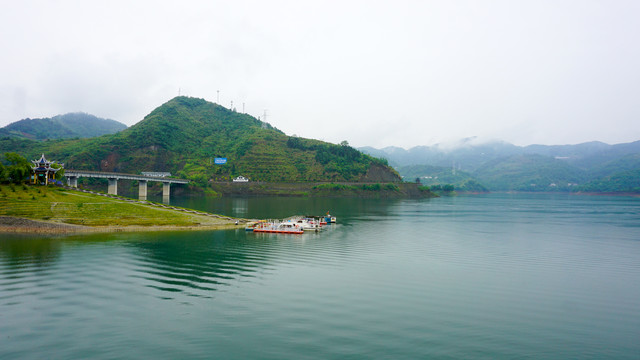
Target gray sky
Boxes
[1,0,639,148]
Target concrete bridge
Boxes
[65,170,189,200]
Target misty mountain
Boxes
[360,139,640,192]
[0,112,127,140]
[361,138,522,171]
[396,164,487,192]
[361,139,640,170]
[473,154,586,191]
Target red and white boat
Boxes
[253,221,304,234]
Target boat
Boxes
[323,212,336,224]
[250,215,330,235]
[253,221,304,234]
[244,221,262,231]
[294,217,324,232]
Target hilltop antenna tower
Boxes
[262,110,268,129]
[217,90,220,103]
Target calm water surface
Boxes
[1,193,639,359]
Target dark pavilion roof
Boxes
[31,154,61,173]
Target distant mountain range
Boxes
[3,104,637,193]
[360,138,640,193]
[0,97,400,189]
[0,113,127,140]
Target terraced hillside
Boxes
[1,97,399,189]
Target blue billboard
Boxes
[214,157,227,165]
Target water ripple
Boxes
[2,195,640,359]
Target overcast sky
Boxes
[1,0,639,148]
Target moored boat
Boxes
[253,221,304,234]
[289,217,324,232]
[323,212,336,224]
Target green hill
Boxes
[397,164,488,192]
[363,140,640,193]
[473,154,586,191]
[0,112,127,140]
[576,169,640,193]
[586,153,640,180]
[574,153,640,193]
[0,97,399,189]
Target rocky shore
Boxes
[0,215,242,234]
[0,216,91,234]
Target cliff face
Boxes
[360,164,402,182]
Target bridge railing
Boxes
[65,170,189,184]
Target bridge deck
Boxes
[65,170,189,184]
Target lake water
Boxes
[1,193,639,359]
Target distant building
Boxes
[233,176,249,182]
[31,154,63,185]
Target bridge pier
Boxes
[162,182,170,203]
[63,170,188,202]
[67,176,78,188]
[138,180,148,200]
[108,178,118,195]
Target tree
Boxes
[4,152,31,183]
[340,140,349,147]
[52,162,65,180]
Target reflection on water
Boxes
[231,197,248,217]
[169,195,403,221]
[126,230,274,298]
[1,194,640,359]
[0,235,62,269]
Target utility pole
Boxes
[262,110,268,129]
[217,90,220,103]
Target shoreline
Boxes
[0,184,249,235]
[0,216,243,234]
[476,190,640,197]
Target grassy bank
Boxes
[0,184,242,233]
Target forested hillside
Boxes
[0,97,399,188]
[472,154,586,191]
[0,113,126,140]
[397,164,487,192]
[362,139,640,193]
